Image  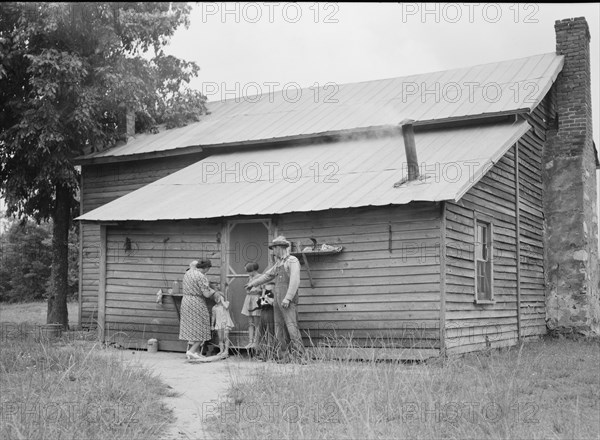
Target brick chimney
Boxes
[117,105,136,143]
[544,17,599,335]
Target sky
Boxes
[164,2,600,150]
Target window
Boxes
[475,220,493,302]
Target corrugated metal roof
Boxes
[80,52,561,161]
[77,120,530,222]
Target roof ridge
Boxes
[78,52,562,163]
[207,52,558,105]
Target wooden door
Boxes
[224,220,271,347]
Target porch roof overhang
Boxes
[76,119,530,223]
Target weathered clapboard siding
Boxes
[519,97,551,338]
[276,203,442,350]
[445,149,519,354]
[102,221,222,351]
[80,225,100,328]
[444,99,550,353]
[79,154,205,328]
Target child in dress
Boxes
[241,262,262,349]
[211,296,234,358]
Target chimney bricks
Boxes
[544,17,599,335]
[118,105,136,143]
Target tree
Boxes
[0,218,53,303]
[0,3,206,328]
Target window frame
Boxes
[473,213,495,304]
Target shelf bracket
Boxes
[300,252,315,288]
[161,293,182,320]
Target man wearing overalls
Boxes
[245,235,304,361]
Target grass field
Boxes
[0,301,79,327]
[1,303,598,440]
[213,336,600,440]
[0,301,175,440]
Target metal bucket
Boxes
[39,324,63,340]
[147,338,158,353]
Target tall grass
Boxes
[210,336,600,440]
[0,330,175,440]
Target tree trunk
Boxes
[47,183,70,329]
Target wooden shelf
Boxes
[290,246,343,288]
[290,249,343,258]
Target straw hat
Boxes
[268,236,291,249]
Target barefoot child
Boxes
[241,262,262,349]
[211,296,234,358]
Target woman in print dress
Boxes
[179,258,222,360]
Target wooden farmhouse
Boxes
[76,18,599,358]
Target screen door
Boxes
[225,220,271,347]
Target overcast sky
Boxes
[165,2,600,149]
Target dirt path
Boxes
[121,351,263,440]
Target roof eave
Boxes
[453,121,532,202]
[74,144,205,166]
